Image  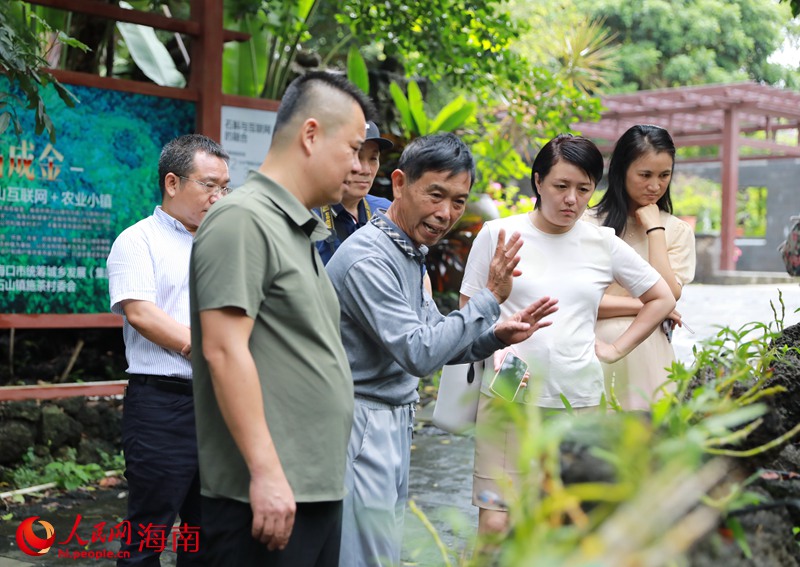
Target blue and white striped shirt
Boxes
[107,206,193,379]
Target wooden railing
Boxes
[0,380,127,401]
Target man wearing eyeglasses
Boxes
[107,133,230,566]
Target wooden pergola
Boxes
[574,82,800,270]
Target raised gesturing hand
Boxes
[494,296,559,346]
[486,229,524,304]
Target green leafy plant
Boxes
[465,114,530,197]
[389,79,476,138]
[8,446,115,491]
[737,186,768,237]
[223,0,319,99]
[671,173,723,233]
[551,17,618,94]
[412,293,800,565]
[575,0,800,91]
[98,449,126,472]
[487,184,535,218]
[0,0,87,141]
[10,447,52,489]
[43,459,104,491]
[346,45,369,94]
[333,0,531,93]
[115,1,186,87]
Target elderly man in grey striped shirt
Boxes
[107,134,229,566]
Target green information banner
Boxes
[0,80,195,314]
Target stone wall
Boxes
[0,397,122,478]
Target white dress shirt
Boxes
[107,206,193,379]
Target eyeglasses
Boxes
[177,175,231,197]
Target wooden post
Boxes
[719,108,740,271]
[190,0,224,141]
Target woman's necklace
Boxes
[624,219,640,242]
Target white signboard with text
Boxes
[220,106,278,189]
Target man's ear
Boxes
[164,172,181,198]
[300,118,321,156]
[390,169,406,200]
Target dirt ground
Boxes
[0,478,182,566]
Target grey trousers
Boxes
[339,397,415,567]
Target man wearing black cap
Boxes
[315,120,394,264]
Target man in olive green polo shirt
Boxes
[190,71,375,567]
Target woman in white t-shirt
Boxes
[459,134,675,536]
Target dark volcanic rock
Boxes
[689,322,800,566]
[0,400,42,422]
[0,420,35,464]
[39,405,83,450]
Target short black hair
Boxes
[397,133,476,188]
[158,134,229,197]
[274,71,376,135]
[594,124,676,236]
[530,134,603,209]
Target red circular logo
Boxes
[15,516,56,556]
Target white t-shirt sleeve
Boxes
[460,220,497,299]
[608,234,661,298]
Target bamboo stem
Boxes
[8,328,15,380]
[59,11,73,69]
[0,470,122,501]
[274,0,320,98]
[57,338,84,383]
[246,15,259,96]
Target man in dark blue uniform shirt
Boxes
[315,121,393,264]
